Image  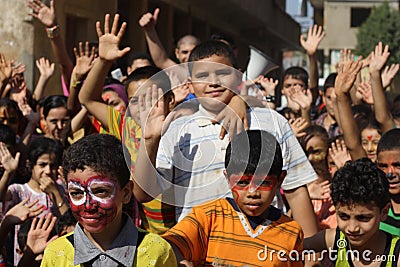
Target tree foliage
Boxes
[356,2,400,65]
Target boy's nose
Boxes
[347,220,360,233]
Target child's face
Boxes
[322,87,336,117]
[31,153,58,183]
[67,168,132,234]
[336,203,388,249]
[45,107,70,141]
[190,55,240,115]
[227,173,282,217]
[0,106,19,134]
[306,136,328,164]
[282,76,306,96]
[102,91,126,114]
[361,128,381,162]
[377,149,400,196]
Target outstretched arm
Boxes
[78,14,130,130]
[300,25,325,104]
[28,0,74,89]
[32,57,55,101]
[369,42,395,133]
[139,8,177,69]
[335,59,366,160]
[133,86,165,202]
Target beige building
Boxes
[0,0,301,95]
[310,0,398,75]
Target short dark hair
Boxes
[331,158,390,210]
[323,73,337,93]
[225,130,283,177]
[282,67,309,88]
[43,95,68,119]
[63,134,130,187]
[188,40,237,69]
[377,128,400,154]
[28,137,63,167]
[0,124,16,146]
[128,52,154,66]
[125,66,172,95]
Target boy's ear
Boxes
[278,171,287,186]
[380,202,391,221]
[122,180,133,204]
[175,48,180,59]
[167,93,175,112]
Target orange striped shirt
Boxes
[163,198,303,266]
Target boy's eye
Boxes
[338,213,349,220]
[194,72,209,79]
[91,188,113,198]
[236,180,250,187]
[216,69,232,76]
[259,180,273,187]
[69,190,85,200]
[356,215,372,222]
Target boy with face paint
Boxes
[41,134,177,267]
[377,129,400,236]
[304,158,400,266]
[163,130,303,266]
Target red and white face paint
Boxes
[67,176,119,233]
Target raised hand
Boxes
[36,57,55,80]
[139,85,166,140]
[26,213,58,255]
[138,8,160,31]
[0,142,20,173]
[335,58,363,95]
[300,25,325,56]
[329,139,351,169]
[290,88,312,110]
[39,176,58,195]
[96,14,130,63]
[213,95,249,140]
[0,53,13,84]
[307,180,331,200]
[73,41,96,81]
[289,117,309,138]
[381,63,399,88]
[4,198,43,226]
[28,0,57,28]
[369,42,390,73]
[356,82,373,105]
[254,76,278,97]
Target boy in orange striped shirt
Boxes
[163,130,303,266]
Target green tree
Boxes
[356,2,400,65]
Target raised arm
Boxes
[300,25,325,103]
[0,142,20,202]
[139,8,177,69]
[369,42,395,133]
[32,57,55,101]
[28,0,74,89]
[67,41,96,114]
[78,14,130,130]
[133,86,165,203]
[334,59,366,160]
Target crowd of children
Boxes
[0,0,400,266]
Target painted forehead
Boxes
[68,175,118,187]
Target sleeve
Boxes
[162,206,209,265]
[107,105,124,140]
[275,113,317,190]
[137,233,178,267]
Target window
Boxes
[351,8,371,28]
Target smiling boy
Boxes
[304,158,400,266]
[134,40,318,236]
[40,134,176,267]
